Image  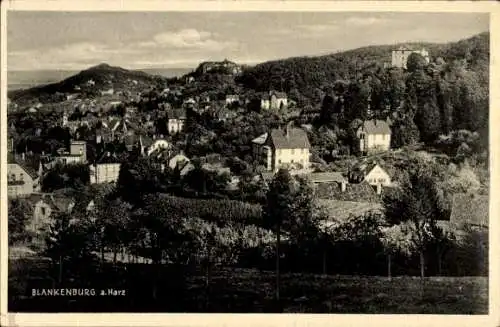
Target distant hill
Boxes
[140,67,194,78]
[8,70,79,91]
[237,32,489,101]
[8,63,166,105]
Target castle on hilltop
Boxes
[391,46,430,69]
[196,59,242,75]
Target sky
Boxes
[7,11,489,71]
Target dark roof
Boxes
[360,120,391,135]
[310,172,347,184]
[169,108,187,120]
[270,91,287,98]
[270,127,310,149]
[7,153,40,179]
[450,193,489,228]
[27,193,75,212]
[251,133,268,145]
[351,162,379,176]
[96,151,121,164]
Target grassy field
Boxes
[186,268,488,314]
[9,257,488,313]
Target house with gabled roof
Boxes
[252,122,311,172]
[356,119,391,154]
[261,91,288,110]
[167,108,187,134]
[348,162,391,194]
[90,151,121,184]
[26,193,76,234]
[7,153,43,198]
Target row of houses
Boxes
[251,119,392,173]
[225,91,289,111]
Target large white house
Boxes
[90,152,121,184]
[167,109,187,134]
[252,123,311,172]
[261,91,288,111]
[356,120,391,154]
[391,47,430,69]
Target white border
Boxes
[1,1,499,327]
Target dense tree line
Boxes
[237,32,489,149]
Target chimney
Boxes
[376,183,382,195]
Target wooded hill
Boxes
[8,63,165,105]
[236,32,488,101]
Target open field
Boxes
[186,268,488,314]
[9,258,487,313]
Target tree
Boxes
[380,222,415,279]
[384,170,446,280]
[137,195,197,299]
[41,163,91,192]
[44,212,95,284]
[94,198,132,265]
[263,168,296,306]
[407,53,428,73]
[390,118,420,149]
[8,198,33,245]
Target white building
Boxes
[261,91,288,111]
[54,140,87,165]
[348,163,392,194]
[356,120,391,154]
[167,109,187,135]
[90,152,121,184]
[391,47,430,69]
[252,122,311,172]
[225,94,240,105]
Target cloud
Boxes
[8,29,240,70]
[138,29,238,51]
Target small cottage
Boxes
[356,119,391,154]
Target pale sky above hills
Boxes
[8,11,489,71]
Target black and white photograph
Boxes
[1,1,497,324]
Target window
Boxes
[19,174,24,181]
[360,133,365,140]
[10,174,15,181]
[278,159,282,164]
[291,160,294,163]
[41,207,46,216]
